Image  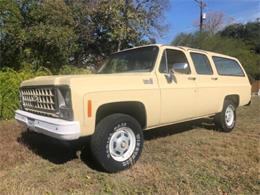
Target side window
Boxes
[212,56,245,76]
[190,52,213,75]
[167,50,190,74]
[159,49,190,74]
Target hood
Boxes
[21,73,156,92]
[21,74,91,87]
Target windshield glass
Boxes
[98,46,159,73]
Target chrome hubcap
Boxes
[225,105,234,127]
[109,127,136,162]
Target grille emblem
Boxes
[31,95,38,106]
[32,95,38,102]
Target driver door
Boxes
[157,49,198,124]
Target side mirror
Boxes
[165,68,175,83]
[169,67,175,74]
[172,63,189,74]
[165,72,173,83]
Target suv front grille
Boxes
[20,87,58,117]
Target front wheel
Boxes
[90,113,143,173]
[214,99,236,132]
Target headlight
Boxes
[56,86,73,121]
[64,91,71,106]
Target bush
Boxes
[0,68,51,120]
[58,65,92,75]
[0,65,93,120]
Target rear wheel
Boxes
[214,99,236,132]
[90,113,143,173]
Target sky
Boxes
[158,0,260,44]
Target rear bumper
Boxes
[15,110,80,140]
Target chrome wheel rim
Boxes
[225,105,234,127]
[109,127,136,162]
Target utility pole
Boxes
[194,0,206,32]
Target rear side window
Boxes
[212,56,245,76]
[190,52,213,75]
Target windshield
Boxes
[98,46,159,74]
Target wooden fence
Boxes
[252,80,260,94]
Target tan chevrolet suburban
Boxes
[15,44,251,172]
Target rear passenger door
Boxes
[189,51,221,116]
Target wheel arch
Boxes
[95,101,147,129]
[217,94,240,113]
[224,94,240,108]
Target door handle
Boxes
[188,77,196,80]
[211,77,218,80]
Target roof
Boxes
[117,44,237,60]
[166,45,237,59]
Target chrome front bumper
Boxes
[15,110,80,140]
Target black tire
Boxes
[214,99,236,132]
[90,113,143,173]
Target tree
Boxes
[67,0,170,67]
[0,0,77,72]
[0,0,25,69]
[0,0,169,71]
[203,11,224,34]
[193,11,233,34]
[27,0,77,72]
[220,20,260,54]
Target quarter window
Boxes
[190,52,213,75]
[212,56,245,76]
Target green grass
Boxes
[0,97,259,194]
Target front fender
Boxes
[81,89,160,136]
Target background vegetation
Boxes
[0,0,259,119]
[0,0,169,72]
[172,21,260,79]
